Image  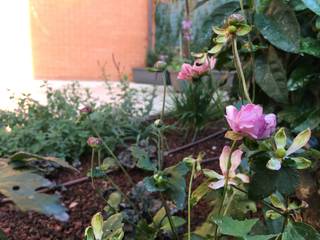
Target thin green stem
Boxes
[98,149,101,167]
[88,118,135,187]
[214,140,237,240]
[161,71,167,122]
[223,190,235,216]
[160,193,178,239]
[90,149,95,188]
[188,162,196,240]
[231,37,252,103]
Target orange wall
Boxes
[30,0,150,80]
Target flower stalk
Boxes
[231,37,252,103]
[187,161,196,240]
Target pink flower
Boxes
[182,19,192,30]
[225,104,276,140]
[177,57,217,81]
[208,146,249,189]
[87,137,102,148]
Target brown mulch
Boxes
[0,123,228,240]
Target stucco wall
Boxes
[30,0,150,80]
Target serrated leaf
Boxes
[282,221,320,240]
[301,0,320,15]
[286,128,311,156]
[275,128,287,149]
[249,156,299,199]
[255,47,288,103]
[213,217,259,237]
[255,0,300,53]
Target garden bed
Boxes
[0,122,228,240]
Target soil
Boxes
[0,122,228,240]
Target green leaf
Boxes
[102,213,124,240]
[216,35,228,43]
[266,158,282,171]
[203,169,222,179]
[255,0,300,53]
[208,44,224,54]
[270,194,286,210]
[286,128,311,156]
[236,24,252,36]
[300,37,320,58]
[136,219,157,240]
[104,191,122,213]
[84,227,95,240]
[160,216,186,233]
[301,0,320,15]
[244,235,277,240]
[0,160,68,221]
[265,210,282,220]
[255,47,288,103]
[275,128,287,149]
[249,156,299,199]
[91,212,104,240]
[191,179,211,207]
[131,145,156,171]
[282,221,320,240]
[213,217,259,237]
[9,151,77,171]
[288,157,312,169]
[212,26,226,35]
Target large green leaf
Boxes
[301,0,320,15]
[255,0,300,53]
[130,146,156,171]
[255,47,288,103]
[249,154,299,199]
[0,159,68,221]
[282,221,320,240]
[9,151,76,171]
[300,37,320,58]
[213,217,276,239]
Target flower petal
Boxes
[225,106,239,132]
[208,179,225,190]
[236,173,250,183]
[219,146,231,175]
[229,149,243,174]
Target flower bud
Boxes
[87,136,102,148]
[153,172,169,187]
[80,106,93,115]
[227,14,245,26]
[154,60,167,71]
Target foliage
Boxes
[171,76,223,138]
[0,152,74,221]
[0,81,154,163]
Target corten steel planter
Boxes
[169,70,235,92]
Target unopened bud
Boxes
[227,14,245,26]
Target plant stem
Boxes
[90,149,95,188]
[160,71,167,122]
[160,193,178,239]
[231,37,252,103]
[214,140,237,240]
[187,162,196,240]
[223,190,235,216]
[98,149,101,167]
[88,119,135,187]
